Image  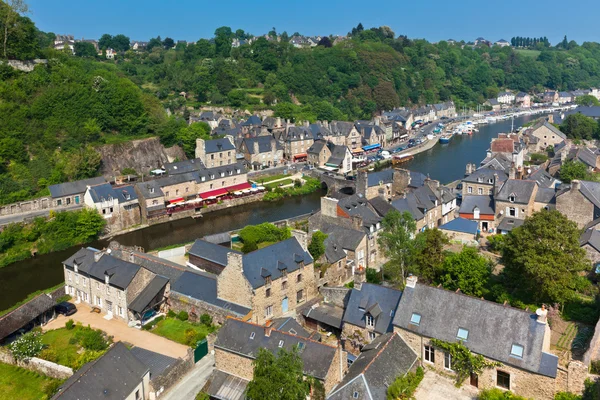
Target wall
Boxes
[319,287,350,308]
[0,349,73,379]
[322,346,346,394]
[214,348,254,380]
[149,349,194,397]
[169,291,244,325]
[217,253,253,309]
[556,185,595,229]
[0,196,52,218]
[187,254,225,275]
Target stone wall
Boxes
[0,349,73,379]
[0,59,48,72]
[323,346,346,394]
[556,183,596,229]
[0,196,52,218]
[169,291,244,325]
[214,348,254,380]
[149,349,194,396]
[217,253,253,309]
[319,287,350,308]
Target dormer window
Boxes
[229,170,233,176]
[410,313,421,326]
[149,187,155,194]
[366,314,374,327]
[510,344,524,358]
[457,328,469,341]
[477,177,483,183]
[509,194,515,203]
[236,169,241,173]
[74,263,78,273]
[210,174,214,179]
[488,178,493,184]
[220,172,225,177]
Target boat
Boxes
[392,153,414,166]
[439,133,453,144]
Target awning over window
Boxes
[293,153,308,159]
[198,182,252,199]
[169,197,185,204]
[351,148,364,154]
[362,144,381,151]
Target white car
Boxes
[380,151,392,160]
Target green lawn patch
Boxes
[40,328,81,369]
[515,49,541,58]
[151,317,215,346]
[38,326,110,370]
[265,179,294,190]
[254,173,292,184]
[0,362,62,400]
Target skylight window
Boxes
[511,344,524,358]
[297,342,305,352]
[410,313,421,326]
[457,328,469,341]
[249,332,255,340]
[278,340,284,348]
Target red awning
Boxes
[169,197,185,204]
[293,153,308,159]
[198,182,253,199]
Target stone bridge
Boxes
[312,171,357,196]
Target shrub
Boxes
[478,388,528,399]
[195,392,210,400]
[55,295,72,304]
[167,309,176,318]
[366,267,382,284]
[590,360,600,375]
[387,366,424,399]
[121,167,137,175]
[177,311,189,321]
[294,179,302,187]
[486,234,506,253]
[43,380,63,398]
[39,348,59,363]
[200,314,213,326]
[8,330,44,360]
[184,329,205,346]
[74,327,111,351]
[73,350,105,370]
[241,239,258,253]
[554,392,581,400]
[65,319,75,330]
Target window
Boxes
[136,389,141,400]
[201,176,206,182]
[75,274,79,284]
[152,200,158,205]
[368,331,376,341]
[497,370,510,389]
[509,195,515,203]
[424,345,435,363]
[106,286,110,295]
[510,344,524,358]
[265,276,271,285]
[211,154,214,160]
[353,392,359,399]
[149,187,155,194]
[265,305,273,317]
[97,296,102,307]
[478,187,483,195]
[109,207,113,213]
[266,288,271,298]
[165,191,169,197]
[175,189,179,195]
[117,291,120,299]
[457,328,469,341]
[96,282,100,289]
[118,306,123,317]
[250,332,255,340]
[297,274,302,283]
[444,352,452,370]
[468,186,473,194]
[509,207,516,217]
[281,281,288,290]
[57,199,62,206]
[410,312,422,325]
[366,314,375,327]
[278,340,284,348]
[210,184,213,189]
[296,290,304,303]
[68,272,72,282]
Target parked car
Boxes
[56,301,77,316]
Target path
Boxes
[414,371,478,400]
[0,205,83,226]
[43,304,189,358]
[161,354,215,400]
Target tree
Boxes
[146,36,162,52]
[227,89,247,107]
[178,122,211,158]
[162,37,174,49]
[2,0,29,58]
[98,33,113,50]
[74,41,97,57]
[378,210,416,284]
[576,95,600,107]
[559,160,588,183]
[214,26,232,57]
[412,228,448,283]
[317,37,332,48]
[439,246,491,297]
[111,34,130,51]
[308,231,327,261]
[501,210,589,304]
[246,348,309,400]
[560,113,599,140]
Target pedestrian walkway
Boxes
[161,354,215,400]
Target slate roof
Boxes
[171,271,251,316]
[393,282,558,378]
[459,195,495,215]
[568,180,600,208]
[108,246,192,283]
[367,169,394,187]
[368,197,395,217]
[535,187,556,204]
[241,115,262,126]
[242,136,279,154]
[328,333,418,400]
[580,229,600,253]
[270,317,318,340]
[343,283,402,334]
[303,303,345,329]
[463,168,508,185]
[337,194,382,228]
[561,106,600,120]
[321,223,366,252]
[496,179,537,204]
[214,318,337,380]
[128,275,169,314]
[53,342,149,400]
[49,176,106,198]
[205,138,236,153]
[0,293,56,340]
[486,98,499,106]
[63,248,141,290]
[308,140,328,155]
[439,218,478,235]
[391,195,425,221]
[323,237,348,264]
[326,143,349,166]
[188,239,242,267]
[497,218,525,232]
[87,183,137,204]
[163,158,204,175]
[529,168,556,189]
[203,369,248,400]
[575,147,598,168]
[128,347,177,378]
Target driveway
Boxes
[43,303,189,359]
[414,370,478,400]
[161,354,215,400]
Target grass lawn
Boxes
[265,179,294,190]
[152,318,214,346]
[40,328,81,368]
[515,49,541,58]
[254,173,291,184]
[0,362,61,400]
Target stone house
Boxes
[497,91,515,104]
[458,195,496,233]
[462,168,508,198]
[187,240,242,275]
[307,141,353,174]
[579,228,600,266]
[327,332,419,400]
[329,121,362,151]
[282,126,314,162]
[525,121,567,153]
[559,92,573,104]
[84,183,141,232]
[495,179,538,222]
[516,92,531,108]
[487,134,525,169]
[63,247,169,324]
[485,99,501,111]
[52,342,151,400]
[543,91,559,103]
[356,123,386,149]
[307,140,331,167]
[185,235,317,326]
[239,135,283,170]
[556,180,600,229]
[49,176,107,208]
[195,136,237,168]
[209,318,346,395]
[393,277,587,400]
[432,101,457,119]
[0,291,57,343]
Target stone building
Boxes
[195,136,237,167]
[208,318,346,396]
[458,195,496,233]
[556,180,600,229]
[49,176,106,208]
[392,277,587,400]
[494,179,538,230]
[238,135,283,170]
[579,228,600,266]
[282,126,314,162]
[525,120,567,153]
[307,141,353,174]
[84,183,141,232]
[462,168,507,198]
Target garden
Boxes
[0,362,62,400]
[262,177,321,201]
[143,311,216,346]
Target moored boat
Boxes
[439,133,453,144]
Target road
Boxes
[0,204,83,226]
[161,354,215,400]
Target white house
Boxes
[497,91,516,104]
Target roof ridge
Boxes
[361,333,395,375]
[0,293,50,321]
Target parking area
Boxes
[414,370,478,400]
[43,303,189,359]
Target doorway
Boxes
[470,373,478,388]
[106,301,113,317]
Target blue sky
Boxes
[27,0,599,45]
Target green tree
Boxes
[412,228,448,283]
[246,348,309,400]
[308,231,327,261]
[560,113,599,140]
[75,208,106,242]
[378,210,417,284]
[74,41,97,57]
[501,210,589,304]
[439,246,491,297]
[178,122,211,158]
[111,34,130,51]
[575,95,600,107]
[162,37,174,49]
[227,89,247,107]
[559,160,588,183]
[98,33,113,50]
[214,26,232,57]
[1,0,29,58]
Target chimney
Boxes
[354,266,366,290]
[270,138,276,153]
[536,304,548,324]
[571,180,581,192]
[253,140,260,155]
[509,163,516,180]
[291,229,308,252]
[547,114,554,124]
[93,251,104,262]
[303,120,310,128]
[351,215,363,231]
[276,117,282,128]
[104,273,110,285]
[323,120,329,129]
[405,275,418,288]
[493,173,500,197]
[226,135,235,146]
[129,250,135,263]
[560,149,568,162]
[265,320,273,337]
[374,116,381,126]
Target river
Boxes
[0,114,540,310]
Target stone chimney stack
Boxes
[351,215,363,231]
[304,120,310,128]
[129,250,135,263]
[195,138,206,161]
[547,114,554,124]
[323,120,329,129]
[93,250,104,262]
[355,170,368,198]
[253,140,260,155]
[560,149,568,162]
[354,266,366,290]
[571,180,581,193]
[271,137,276,153]
[374,116,381,126]
[291,229,308,252]
[536,304,548,324]
[320,196,339,218]
[509,163,516,180]
[405,275,418,288]
[276,117,282,128]
[493,173,500,197]
[265,320,273,336]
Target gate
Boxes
[194,338,208,363]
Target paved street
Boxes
[161,354,215,400]
[414,371,478,400]
[0,204,83,226]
